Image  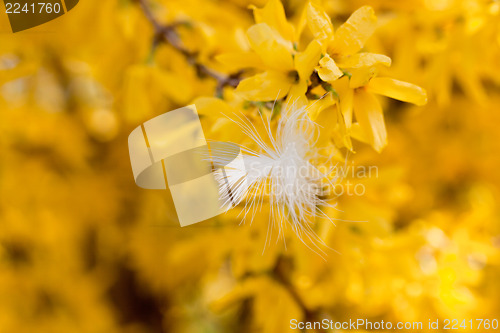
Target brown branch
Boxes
[136,0,241,96]
[272,255,322,325]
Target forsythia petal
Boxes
[246,23,294,71]
[295,40,322,80]
[349,66,378,89]
[287,81,309,109]
[330,6,377,56]
[316,54,343,82]
[335,105,353,150]
[350,122,369,144]
[235,71,291,101]
[353,89,387,152]
[332,76,354,128]
[306,2,335,45]
[331,105,353,150]
[295,4,308,41]
[306,92,336,120]
[336,53,392,69]
[246,23,292,51]
[366,77,428,106]
[250,0,295,41]
[194,97,235,117]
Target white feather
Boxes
[210,102,340,256]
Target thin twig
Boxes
[272,255,321,323]
[136,0,242,96]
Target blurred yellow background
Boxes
[0,0,499,332]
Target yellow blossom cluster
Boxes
[0,0,499,332]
